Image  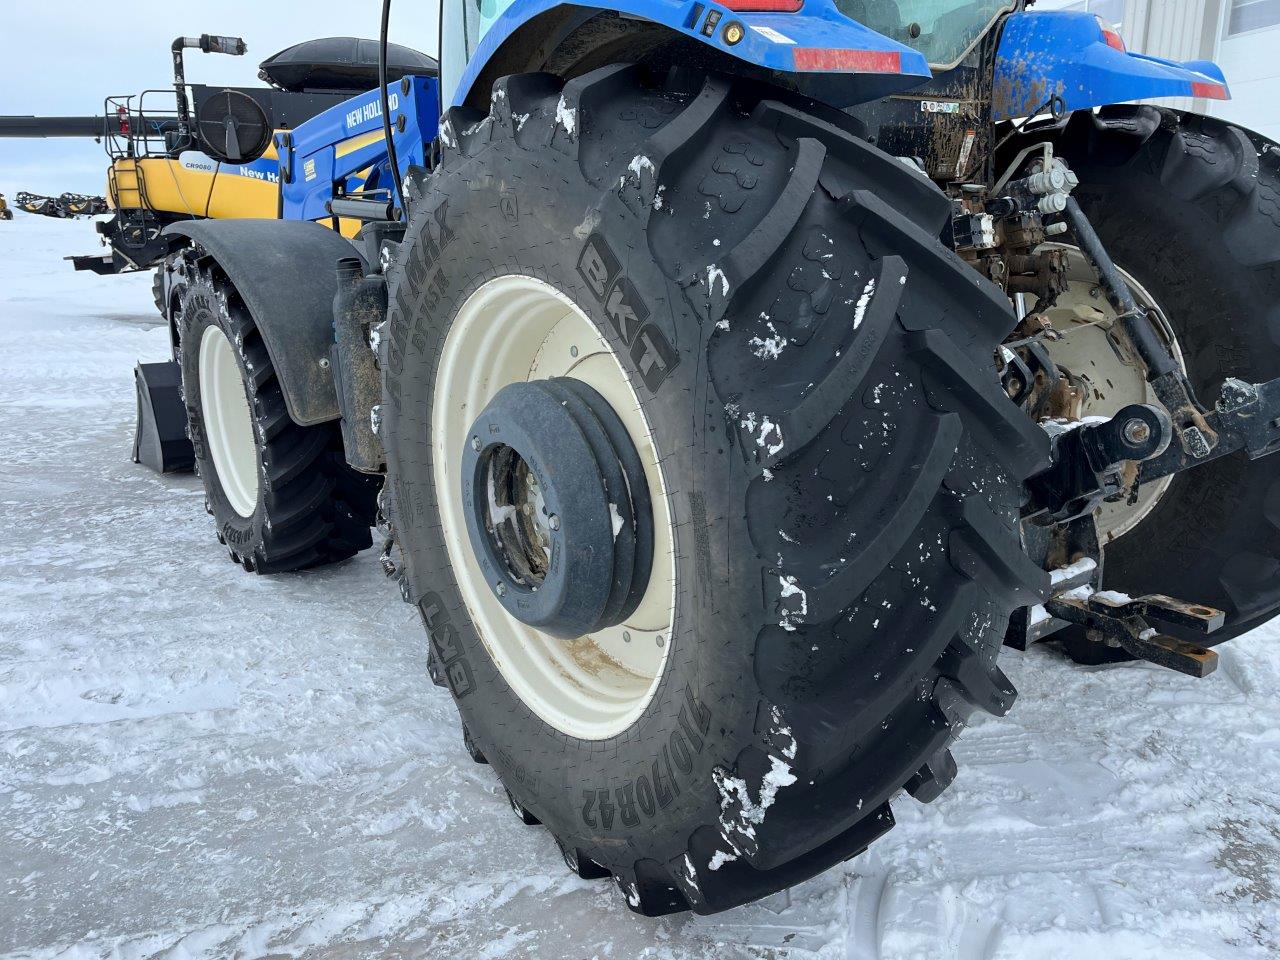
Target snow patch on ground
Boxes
[2,215,1280,959]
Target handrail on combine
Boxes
[102,92,183,161]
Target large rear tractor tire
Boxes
[176,261,379,573]
[381,66,1049,915]
[1046,108,1280,659]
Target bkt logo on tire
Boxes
[577,234,679,392]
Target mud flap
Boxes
[132,361,194,473]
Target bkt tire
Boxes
[381,66,1049,915]
[1048,108,1280,658]
[176,261,379,573]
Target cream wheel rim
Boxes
[432,275,676,740]
[199,324,259,519]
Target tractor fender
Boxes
[165,219,361,427]
[994,10,1231,122]
[449,0,932,108]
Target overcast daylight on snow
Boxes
[2,2,1280,958]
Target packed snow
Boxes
[2,215,1280,958]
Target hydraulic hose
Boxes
[1063,196,1178,380]
[379,0,407,215]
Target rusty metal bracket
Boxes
[1046,591,1223,678]
[1140,377,1280,483]
[1026,402,1171,525]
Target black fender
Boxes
[164,219,363,427]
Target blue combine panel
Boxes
[277,75,441,221]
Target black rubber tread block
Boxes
[908,327,1052,480]
[904,748,958,803]
[753,99,952,234]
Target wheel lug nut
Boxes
[549,515,560,531]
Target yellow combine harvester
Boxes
[0,34,436,273]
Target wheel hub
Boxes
[431,274,676,740]
[1038,246,1187,543]
[462,378,654,639]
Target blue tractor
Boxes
[156,0,1280,914]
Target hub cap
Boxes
[1039,247,1187,543]
[198,324,259,518]
[461,377,654,639]
[432,276,676,740]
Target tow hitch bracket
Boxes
[1046,591,1224,678]
[1027,376,1280,528]
[1014,377,1280,674]
[1140,377,1280,482]
[989,142,1276,678]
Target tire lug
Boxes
[556,839,610,879]
[462,724,488,764]
[426,650,448,688]
[504,788,540,825]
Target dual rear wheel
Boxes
[1041,108,1280,656]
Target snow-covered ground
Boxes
[1,214,1278,960]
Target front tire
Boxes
[383,66,1048,915]
[177,261,379,573]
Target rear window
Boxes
[835,1,1017,67]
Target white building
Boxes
[1041,0,1280,141]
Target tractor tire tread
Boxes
[391,67,1040,917]
[179,266,377,574]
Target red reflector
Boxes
[724,0,803,8]
[793,48,903,73]
[1102,29,1125,52]
[1192,81,1229,100]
